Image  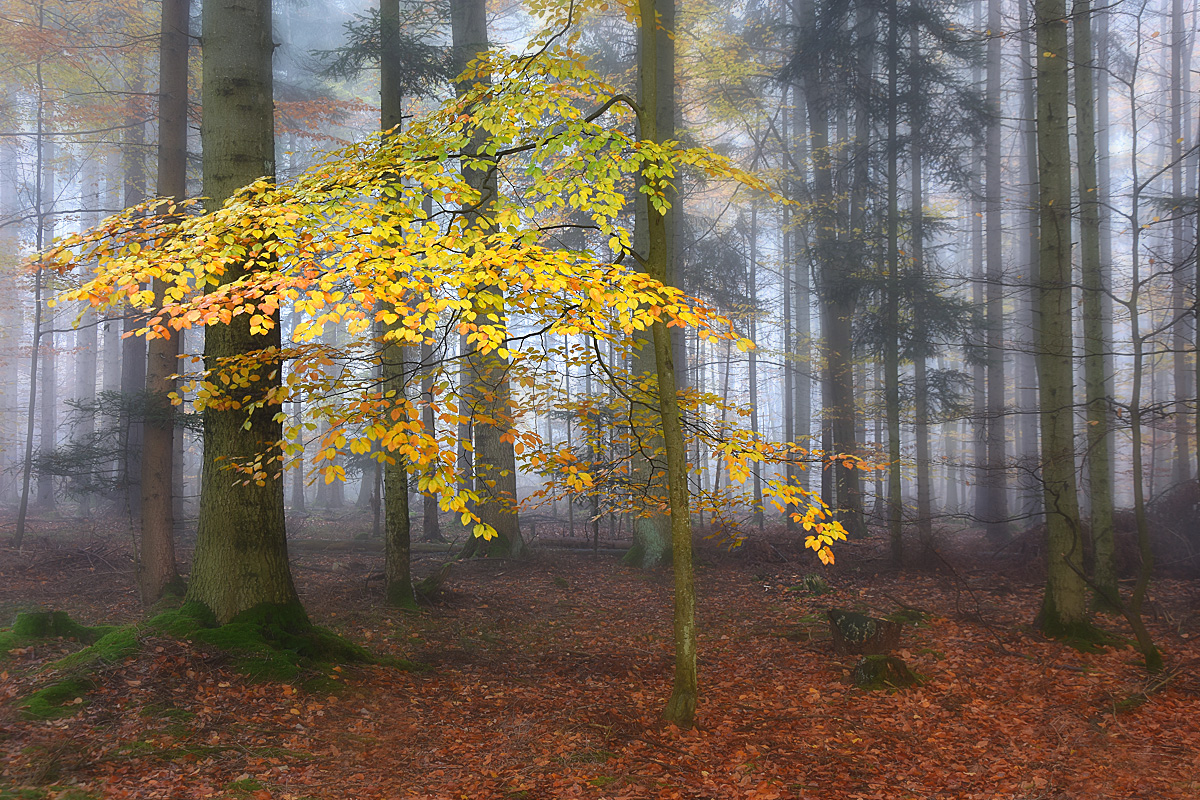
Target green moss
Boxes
[0,611,120,661]
[150,601,372,683]
[1038,615,1120,653]
[52,628,139,672]
[19,677,93,720]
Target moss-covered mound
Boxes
[0,611,118,656]
[148,601,374,683]
[18,626,140,720]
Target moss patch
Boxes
[19,677,93,721]
[149,601,375,683]
[0,611,120,660]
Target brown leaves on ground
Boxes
[0,524,1198,799]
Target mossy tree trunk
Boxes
[1034,0,1088,637]
[188,0,304,625]
[638,0,697,728]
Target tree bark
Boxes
[638,0,696,727]
[1072,0,1118,609]
[139,0,189,605]
[1034,0,1088,636]
[188,0,303,624]
[450,0,523,558]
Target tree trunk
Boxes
[1034,0,1088,636]
[139,0,189,605]
[1072,0,1117,609]
[885,0,903,566]
[36,141,56,510]
[910,23,932,553]
[450,0,523,559]
[983,0,1008,543]
[187,0,302,625]
[639,0,696,728]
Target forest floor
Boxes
[0,513,1198,799]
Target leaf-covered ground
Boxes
[0,520,1197,799]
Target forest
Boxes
[0,0,1197,794]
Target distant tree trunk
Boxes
[1017,0,1043,520]
[1073,0,1117,609]
[421,338,443,541]
[381,0,415,607]
[1169,0,1192,483]
[120,66,149,520]
[139,0,189,605]
[1035,0,1088,636]
[804,0,863,537]
[451,0,523,559]
[187,0,303,625]
[15,49,51,546]
[983,0,1008,543]
[36,141,56,510]
[75,158,100,517]
[884,0,903,566]
[970,0,985,523]
[748,202,764,531]
[781,85,796,530]
[910,24,932,553]
[291,397,306,511]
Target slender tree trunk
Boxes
[638,0,696,727]
[748,202,764,531]
[885,0,903,566]
[1169,0,1192,483]
[75,159,100,517]
[983,0,1008,543]
[1035,0,1088,636]
[910,24,932,553]
[421,338,443,541]
[1072,0,1118,609]
[451,0,523,558]
[187,0,302,625]
[139,0,189,605]
[36,141,56,510]
[1017,0,1043,520]
[381,0,416,606]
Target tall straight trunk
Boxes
[625,0,677,567]
[381,0,416,605]
[139,0,189,605]
[15,40,49,546]
[638,0,696,727]
[36,142,56,510]
[983,0,1008,542]
[804,0,863,537]
[969,0,986,523]
[75,158,100,516]
[1073,0,1118,608]
[451,0,523,558]
[748,202,764,530]
[1034,0,1087,636]
[790,73,812,495]
[910,25,932,551]
[782,85,796,530]
[885,0,903,566]
[1017,0,1043,519]
[421,338,443,541]
[120,67,149,518]
[1169,0,1191,482]
[188,0,302,624]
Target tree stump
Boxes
[851,655,920,689]
[826,609,903,656]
